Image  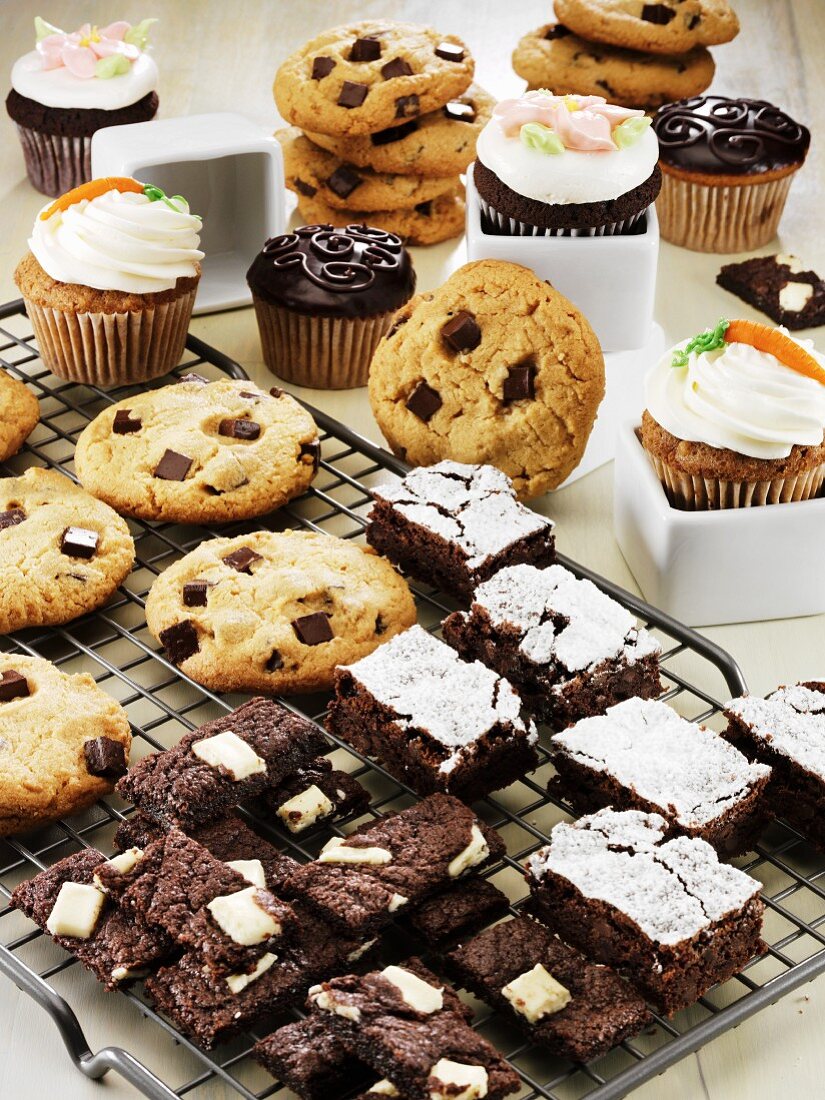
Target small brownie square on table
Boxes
[328,625,538,801]
[716,254,825,329]
[526,808,765,1015]
[725,682,825,850]
[442,563,663,729]
[284,792,505,937]
[550,697,772,855]
[405,877,510,949]
[366,460,554,602]
[116,697,327,831]
[308,958,520,1100]
[263,756,370,833]
[11,848,169,990]
[447,915,650,1062]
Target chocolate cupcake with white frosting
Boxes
[473,90,661,236]
[6,16,159,197]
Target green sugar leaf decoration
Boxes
[671,319,730,368]
[143,184,200,219]
[95,54,131,79]
[520,122,565,155]
[123,17,158,50]
[613,115,652,149]
[34,16,62,41]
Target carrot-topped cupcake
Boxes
[642,319,825,509]
[15,176,203,387]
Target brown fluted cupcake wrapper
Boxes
[23,286,198,387]
[252,294,403,390]
[656,171,797,253]
[646,451,825,511]
[477,195,648,237]
[14,124,92,198]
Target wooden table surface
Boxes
[1,1,824,1097]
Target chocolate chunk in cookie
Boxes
[503,362,536,402]
[641,3,677,23]
[159,620,200,665]
[60,526,99,559]
[381,57,413,79]
[444,100,476,123]
[183,580,211,607]
[442,310,481,352]
[292,611,334,645]
[395,94,420,118]
[84,736,128,779]
[112,409,142,435]
[312,56,336,79]
[327,164,363,199]
[0,508,26,530]
[349,36,382,62]
[436,42,465,62]
[405,381,442,421]
[338,80,369,108]
[154,449,193,482]
[0,671,30,702]
[222,547,263,574]
[371,120,419,145]
[218,418,261,440]
[300,440,322,472]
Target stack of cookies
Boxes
[274,20,494,245]
[512,0,741,111]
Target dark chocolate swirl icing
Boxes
[653,95,810,175]
[246,223,415,317]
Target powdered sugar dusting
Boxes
[341,624,536,774]
[726,684,825,781]
[527,808,761,945]
[372,462,552,569]
[470,564,661,672]
[553,698,770,826]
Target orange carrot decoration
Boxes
[40,177,144,220]
[724,319,825,386]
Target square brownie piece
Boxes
[725,682,825,849]
[309,959,520,1100]
[366,461,554,602]
[253,1016,374,1100]
[405,878,510,948]
[11,848,169,990]
[550,697,772,855]
[263,757,371,833]
[116,697,327,831]
[526,808,765,1015]
[285,793,505,937]
[716,254,825,329]
[328,625,538,800]
[442,564,662,729]
[447,916,650,1062]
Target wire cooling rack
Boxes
[1,296,824,1100]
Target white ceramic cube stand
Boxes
[465,165,659,354]
[614,422,825,626]
[92,113,285,314]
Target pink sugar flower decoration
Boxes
[37,21,139,79]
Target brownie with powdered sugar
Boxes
[366,461,555,601]
[327,624,538,800]
[442,563,662,728]
[526,808,765,1014]
[550,697,772,855]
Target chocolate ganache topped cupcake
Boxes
[247,223,416,389]
[652,95,811,252]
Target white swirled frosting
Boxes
[646,334,825,460]
[11,50,158,110]
[31,189,204,294]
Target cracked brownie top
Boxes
[725,683,825,781]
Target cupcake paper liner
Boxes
[23,286,198,387]
[252,294,402,389]
[647,451,825,511]
[478,195,648,238]
[656,171,797,253]
[14,124,92,198]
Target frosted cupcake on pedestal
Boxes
[6,16,159,196]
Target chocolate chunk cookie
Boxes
[274,20,474,136]
[74,377,320,524]
[0,368,39,462]
[513,24,715,110]
[277,127,457,210]
[368,260,605,498]
[295,186,466,247]
[553,0,739,54]
[144,529,417,694]
[304,83,495,176]
[0,467,134,633]
[0,653,131,834]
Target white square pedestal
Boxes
[92,113,285,314]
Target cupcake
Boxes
[15,176,203,387]
[246,224,416,390]
[652,96,810,253]
[6,17,159,197]
[642,318,825,510]
[473,90,661,236]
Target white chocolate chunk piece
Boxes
[369,1082,400,1097]
[226,952,278,994]
[46,881,105,939]
[381,965,443,1014]
[347,937,377,962]
[318,838,392,865]
[779,281,814,312]
[429,1059,489,1100]
[388,892,408,912]
[501,963,571,1023]
[226,859,266,888]
[277,784,335,832]
[93,847,144,892]
[111,965,148,983]
[206,886,280,944]
[309,984,362,1022]
[192,730,266,780]
[448,824,489,878]
[776,253,804,273]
